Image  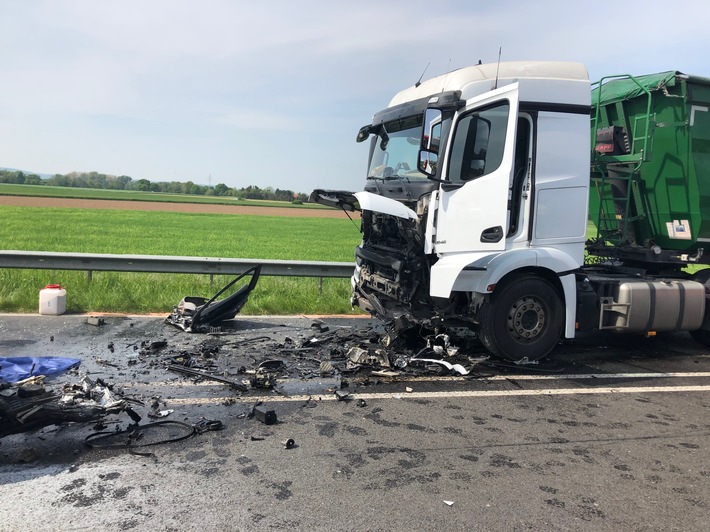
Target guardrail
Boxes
[0,250,356,282]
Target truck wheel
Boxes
[478,274,564,362]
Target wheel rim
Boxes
[507,295,546,342]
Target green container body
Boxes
[590,71,710,251]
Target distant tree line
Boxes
[0,169,309,203]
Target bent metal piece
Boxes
[165,265,262,332]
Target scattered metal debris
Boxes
[86,317,105,327]
[166,364,248,392]
[282,438,295,449]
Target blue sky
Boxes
[1,0,709,193]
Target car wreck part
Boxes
[148,409,174,419]
[249,369,277,389]
[319,361,336,374]
[86,317,105,326]
[253,404,277,425]
[409,358,469,375]
[194,419,224,434]
[334,390,350,401]
[370,370,400,377]
[166,364,248,392]
[283,438,296,449]
[0,377,131,439]
[165,265,262,332]
[346,346,390,368]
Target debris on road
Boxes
[253,404,277,425]
[166,363,248,392]
[1,375,133,438]
[165,265,262,332]
[0,313,495,441]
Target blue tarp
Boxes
[0,356,81,383]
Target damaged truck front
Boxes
[311,91,465,323]
[314,61,710,363]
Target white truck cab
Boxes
[311,61,710,362]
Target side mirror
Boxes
[356,124,373,143]
[418,150,438,176]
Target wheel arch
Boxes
[489,266,577,339]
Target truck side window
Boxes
[448,102,509,184]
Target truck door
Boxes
[434,84,519,254]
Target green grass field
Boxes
[0,205,362,314]
[0,183,327,209]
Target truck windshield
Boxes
[368,115,426,181]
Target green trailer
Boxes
[589,70,710,268]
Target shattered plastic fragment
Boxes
[409,358,469,375]
[444,501,454,507]
[148,409,174,419]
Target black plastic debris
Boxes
[334,390,350,401]
[283,438,295,449]
[253,404,277,425]
[166,364,248,392]
[86,317,106,327]
[165,265,262,333]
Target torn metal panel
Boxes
[165,265,262,332]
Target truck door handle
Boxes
[480,226,504,243]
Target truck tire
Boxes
[477,274,564,362]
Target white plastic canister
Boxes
[39,284,67,315]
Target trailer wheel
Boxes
[478,274,564,362]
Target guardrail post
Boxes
[319,276,323,294]
[87,270,92,284]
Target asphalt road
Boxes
[1,314,709,531]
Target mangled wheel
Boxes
[478,274,564,362]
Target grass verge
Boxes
[0,206,362,314]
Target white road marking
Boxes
[163,384,710,406]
